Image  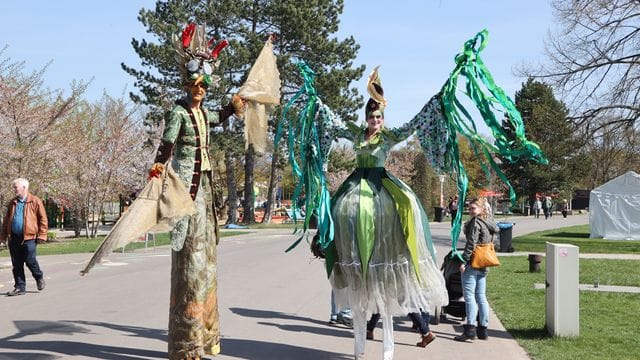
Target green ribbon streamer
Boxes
[439,29,548,259]
[275,62,335,252]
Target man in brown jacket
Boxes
[1,178,48,296]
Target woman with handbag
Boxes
[454,197,500,342]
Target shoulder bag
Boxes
[470,234,500,269]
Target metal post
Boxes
[439,174,446,208]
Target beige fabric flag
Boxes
[80,164,196,275]
[238,38,281,153]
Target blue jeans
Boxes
[367,311,431,334]
[9,236,43,291]
[462,266,489,327]
[330,290,351,318]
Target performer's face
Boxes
[366,110,384,134]
[186,82,207,103]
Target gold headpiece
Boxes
[366,65,387,117]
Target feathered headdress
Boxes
[365,65,387,117]
[172,23,228,87]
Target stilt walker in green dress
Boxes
[278,29,547,360]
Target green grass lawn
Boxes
[0,230,249,257]
[243,222,297,229]
[512,224,640,253]
[489,227,640,360]
[0,220,299,258]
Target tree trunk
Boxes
[242,144,256,224]
[0,195,4,226]
[83,195,93,238]
[90,207,100,238]
[225,150,239,225]
[261,151,280,224]
[67,208,80,237]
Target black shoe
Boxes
[477,325,489,340]
[366,330,374,340]
[454,324,477,342]
[7,288,25,296]
[37,278,46,291]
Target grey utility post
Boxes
[545,242,579,337]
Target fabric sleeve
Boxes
[154,107,182,164]
[36,198,48,241]
[386,94,449,170]
[205,107,219,125]
[317,103,358,159]
[0,203,10,242]
[462,217,480,262]
[216,103,234,125]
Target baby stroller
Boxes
[432,249,466,324]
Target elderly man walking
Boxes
[1,178,48,296]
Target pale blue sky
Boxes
[1,1,554,129]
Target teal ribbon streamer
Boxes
[440,29,548,259]
[274,62,334,252]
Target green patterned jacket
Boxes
[155,99,234,200]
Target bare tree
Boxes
[50,95,149,237]
[585,122,640,188]
[537,1,640,136]
[0,47,87,211]
[0,48,150,237]
[386,147,419,184]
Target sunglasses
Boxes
[367,114,383,119]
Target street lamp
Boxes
[439,174,446,208]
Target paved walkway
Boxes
[1,212,634,360]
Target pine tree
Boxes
[500,78,589,205]
[123,0,364,223]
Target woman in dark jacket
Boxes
[455,197,499,342]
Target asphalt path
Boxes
[0,214,590,359]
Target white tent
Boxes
[589,171,640,240]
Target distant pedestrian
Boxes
[1,178,48,296]
[542,196,553,219]
[561,199,569,218]
[532,198,542,219]
[448,195,459,226]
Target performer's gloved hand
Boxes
[148,163,165,179]
[231,94,246,119]
[310,233,325,259]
